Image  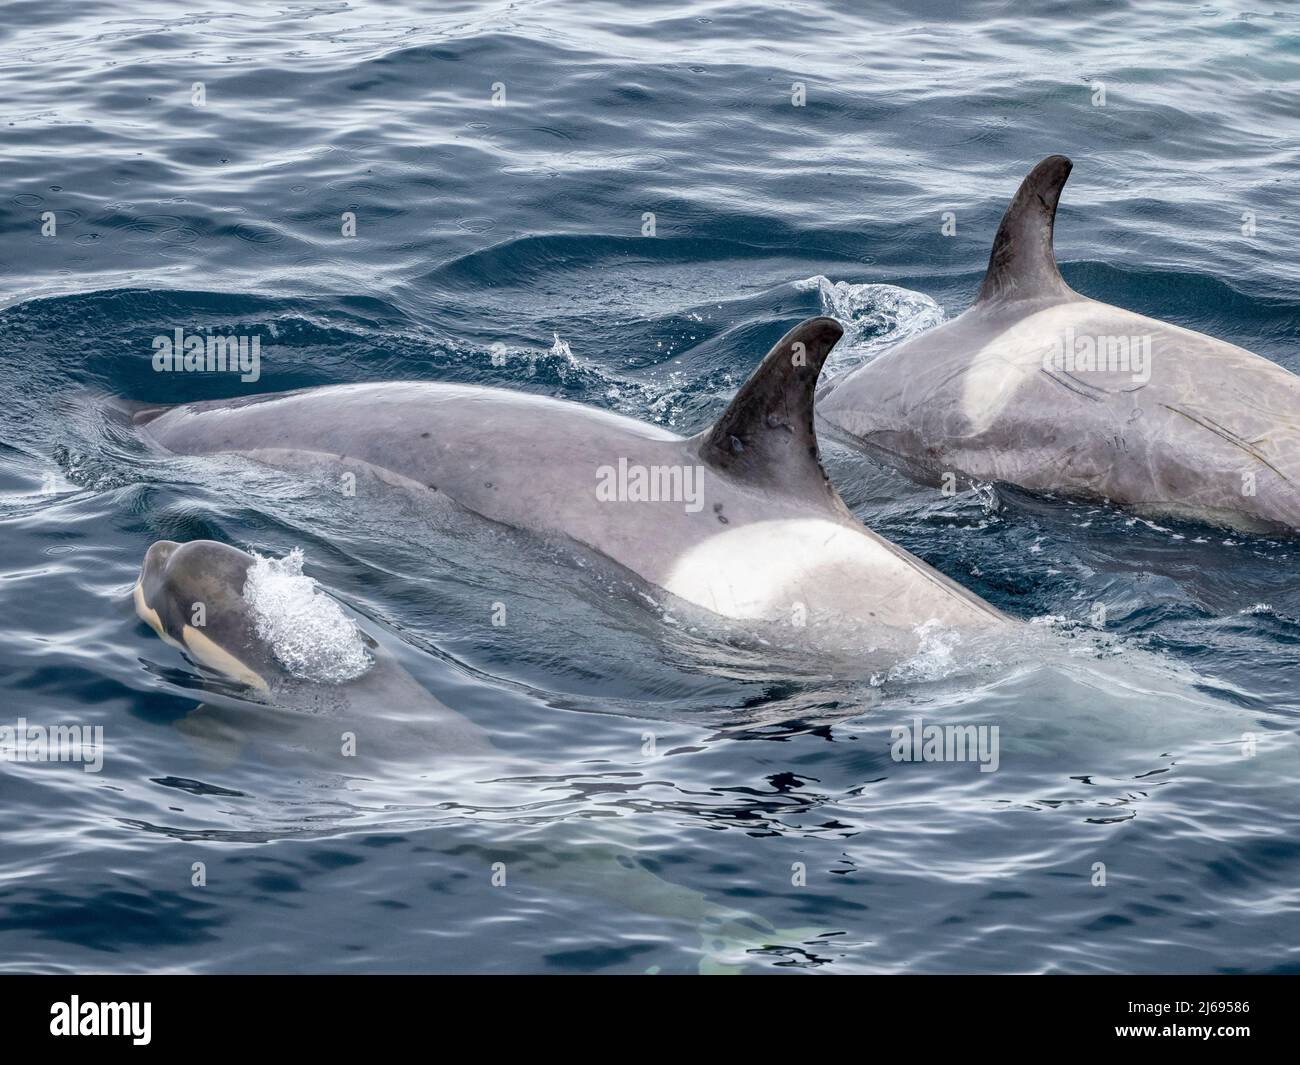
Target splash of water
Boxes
[243,548,373,684]
[794,275,945,387]
[888,619,963,682]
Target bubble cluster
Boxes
[243,548,372,684]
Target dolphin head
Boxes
[134,539,278,691]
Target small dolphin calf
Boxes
[136,539,285,692]
[820,156,1300,535]
[134,319,1007,656]
[135,539,489,752]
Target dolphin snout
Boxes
[140,540,180,581]
[135,540,180,625]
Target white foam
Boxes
[548,333,576,361]
[794,275,945,386]
[243,548,373,683]
[887,619,962,682]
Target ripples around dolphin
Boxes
[1,0,1299,974]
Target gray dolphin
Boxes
[820,156,1300,535]
[133,318,1008,654]
[134,539,490,755]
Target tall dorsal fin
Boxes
[694,316,847,507]
[976,154,1073,304]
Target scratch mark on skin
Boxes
[1040,367,1144,400]
[1192,409,1267,448]
[1163,404,1294,487]
[1040,368,1101,402]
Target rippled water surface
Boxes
[2,0,1299,974]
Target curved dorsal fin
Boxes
[976,154,1073,304]
[694,316,847,507]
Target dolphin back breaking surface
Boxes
[820,155,1300,536]
[136,317,1008,657]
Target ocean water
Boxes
[2,0,1299,974]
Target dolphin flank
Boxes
[820,155,1300,535]
[134,318,1009,654]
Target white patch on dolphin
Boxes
[664,517,981,631]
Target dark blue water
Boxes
[2,0,1299,974]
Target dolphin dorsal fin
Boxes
[976,154,1074,304]
[694,316,847,507]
